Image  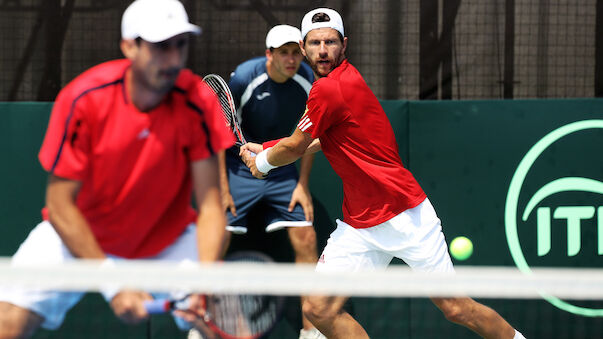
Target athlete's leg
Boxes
[287,226,318,264]
[387,199,524,339]
[263,169,322,337]
[431,297,517,339]
[287,226,320,335]
[309,219,395,339]
[0,222,87,337]
[221,230,233,258]
[0,302,44,339]
[302,295,368,339]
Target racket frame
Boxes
[202,74,247,146]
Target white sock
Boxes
[514,329,526,339]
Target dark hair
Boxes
[303,12,344,43]
[312,12,331,23]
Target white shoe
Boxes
[299,328,327,339]
[188,328,204,339]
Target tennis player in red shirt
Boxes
[241,8,526,339]
[0,0,233,337]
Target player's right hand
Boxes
[173,294,219,339]
[221,190,237,216]
[110,290,153,324]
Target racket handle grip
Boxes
[144,299,170,314]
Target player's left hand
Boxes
[239,143,266,179]
[290,183,314,222]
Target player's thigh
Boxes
[263,172,312,232]
[227,171,264,226]
[263,169,299,205]
[386,199,454,273]
[0,221,86,330]
[0,302,44,339]
[302,295,350,320]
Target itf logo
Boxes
[505,120,603,317]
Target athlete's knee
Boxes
[441,303,467,324]
[302,296,339,324]
[0,302,43,339]
[433,297,472,325]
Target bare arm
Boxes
[305,138,322,154]
[45,174,105,259]
[240,128,317,178]
[217,150,237,216]
[175,156,229,325]
[268,129,316,166]
[290,152,315,221]
[192,155,227,262]
[46,175,154,323]
[240,135,320,159]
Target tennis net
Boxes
[0,258,602,338]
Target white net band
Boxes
[1,258,602,300]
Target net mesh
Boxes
[1,259,602,339]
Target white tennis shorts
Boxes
[316,198,454,273]
[0,221,198,330]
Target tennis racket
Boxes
[144,251,284,339]
[203,74,247,147]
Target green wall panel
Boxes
[0,102,51,255]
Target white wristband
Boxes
[255,147,277,174]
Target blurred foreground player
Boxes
[0,0,233,338]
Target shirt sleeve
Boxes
[262,138,282,149]
[38,87,91,180]
[297,81,337,139]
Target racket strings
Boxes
[203,75,247,145]
[209,294,279,337]
[204,252,284,338]
[204,79,235,126]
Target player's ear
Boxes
[299,40,307,57]
[265,48,272,59]
[120,39,138,60]
[341,37,348,54]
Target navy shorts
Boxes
[226,156,312,234]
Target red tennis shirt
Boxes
[39,59,234,258]
[297,60,426,228]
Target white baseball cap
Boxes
[301,8,344,40]
[265,25,302,49]
[121,0,201,43]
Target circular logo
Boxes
[505,119,603,317]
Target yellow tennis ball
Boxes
[450,236,473,261]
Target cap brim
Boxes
[268,39,299,49]
[140,23,201,43]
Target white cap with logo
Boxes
[301,8,344,40]
[121,0,201,43]
[265,25,302,49]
